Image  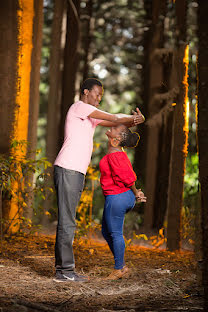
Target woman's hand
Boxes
[135,189,147,203]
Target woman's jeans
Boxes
[54,165,85,272]
[102,190,135,270]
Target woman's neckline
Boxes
[107,147,124,154]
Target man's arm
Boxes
[89,108,145,127]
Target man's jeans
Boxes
[102,190,135,270]
[54,165,85,272]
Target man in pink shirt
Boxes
[53,78,144,282]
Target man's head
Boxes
[81,78,104,107]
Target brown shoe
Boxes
[105,266,130,280]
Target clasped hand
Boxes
[135,189,147,203]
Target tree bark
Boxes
[167,44,189,251]
[197,0,208,306]
[46,0,67,165]
[41,0,67,226]
[166,0,188,251]
[0,0,34,232]
[25,0,43,220]
[81,0,93,82]
[59,0,81,147]
[143,0,166,230]
[133,0,152,187]
[0,1,18,155]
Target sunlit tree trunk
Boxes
[0,1,18,155]
[0,1,19,230]
[25,0,43,220]
[0,0,34,233]
[166,0,188,251]
[143,0,166,230]
[197,0,208,306]
[59,0,81,147]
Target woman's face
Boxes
[105,125,126,140]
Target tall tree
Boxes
[26,0,44,219]
[42,0,67,226]
[197,0,208,306]
[143,0,167,230]
[0,1,18,155]
[80,0,93,82]
[0,0,35,232]
[46,0,67,165]
[133,0,152,186]
[167,0,189,251]
[59,0,81,146]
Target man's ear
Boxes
[84,89,89,95]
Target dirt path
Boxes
[0,234,203,312]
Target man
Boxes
[53,78,144,282]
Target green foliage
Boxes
[0,140,53,233]
[184,153,199,211]
[75,162,101,241]
[184,153,198,196]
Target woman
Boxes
[99,125,146,280]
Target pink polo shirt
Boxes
[54,101,102,174]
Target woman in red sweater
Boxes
[99,124,146,280]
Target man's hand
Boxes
[132,107,145,126]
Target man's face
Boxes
[84,85,103,107]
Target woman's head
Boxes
[106,125,140,148]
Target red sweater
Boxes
[99,151,137,195]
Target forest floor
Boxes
[0,233,204,312]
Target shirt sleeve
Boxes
[107,152,137,188]
[73,102,97,119]
[90,118,103,127]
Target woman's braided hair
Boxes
[119,128,140,148]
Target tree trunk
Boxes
[59,0,81,147]
[0,1,18,155]
[0,1,18,233]
[133,0,152,186]
[25,0,43,220]
[197,0,208,306]
[81,0,93,82]
[166,0,188,251]
[0,0,34,233]
[41,0,67,227]
[153,110,173,229]
[167,44,189,251]
[46,0,67,165]
[143,0,166,230]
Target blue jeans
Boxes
[102,190,135,270]
[54,166,85,272]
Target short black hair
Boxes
[119,128,140,148]
[80,78,103,95]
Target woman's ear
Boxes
[110,138,119,147]
[84,89,89,95]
